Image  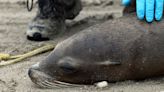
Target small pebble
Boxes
[95,81,108,88]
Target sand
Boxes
[0,0,164,92]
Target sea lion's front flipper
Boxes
[123,0,136,15]
[96,60,121,66]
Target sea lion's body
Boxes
[28,13,164,88]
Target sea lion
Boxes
[28,0,164,88]
[28,15,164,88]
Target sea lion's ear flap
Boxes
[123,0,136,15]
[96,60,121,66]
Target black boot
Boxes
[26,0,82,41]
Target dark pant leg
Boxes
[37,0,82,19]
[123,0,136,14]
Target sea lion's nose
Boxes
[28,68,39,84]
[28,62,40,77]
[28,68,33,77]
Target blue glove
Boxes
[122,0,164,22]
[122,0,131,6]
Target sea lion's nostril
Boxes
[28,68,32,77]
[28,63,40,77]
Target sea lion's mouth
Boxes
[28,64,81,88]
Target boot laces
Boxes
[27,0,34,11]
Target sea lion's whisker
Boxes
[45,80,71,88]
[40,82,49,88]
[41,81,54,88]
[41,80,61,88]
[36,81,47,88]
[53,80,80,87]
[34,77,52,88]
[44,80,66,88]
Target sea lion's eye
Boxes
[59,62,76,74]
[58,57,79,74]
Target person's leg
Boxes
[123,0,136,14]
[26,0,82,41]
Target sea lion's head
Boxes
[28,37,122,88]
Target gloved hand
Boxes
[122,0,164,22]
